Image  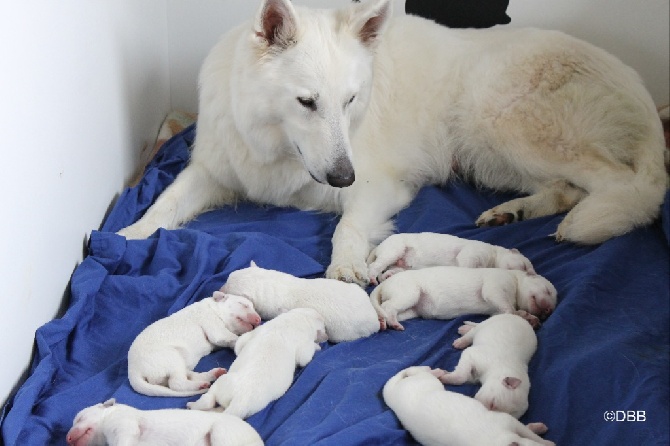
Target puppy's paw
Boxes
[457,322,476,335]
[437,371,458,384]
[452,337,470,349]
[326,260,370,287]
[526,422,549,435]
[212,368,227,378]
[513,310,542,329]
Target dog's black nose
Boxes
[326,157,355,187]
[326,171,355,187]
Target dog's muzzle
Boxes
[326,157,356,188]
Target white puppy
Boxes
[187,308,327,419]
[367,232,535,284]
[383,366,554,446]
[128,292,261,397]
[66,398,263,446]
[370,267,556,330]
[440,314,538,418]
[221,261,380,342]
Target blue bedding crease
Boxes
[2,125,669,445]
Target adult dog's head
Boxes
[232,0,392,188]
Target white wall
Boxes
[0,1,170,404]
[168,0,668,112]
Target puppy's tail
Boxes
[129,374,208,397]
[369,285,388,324]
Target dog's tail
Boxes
[559,124,668,244]
[129,374,208,397]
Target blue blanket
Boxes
[2,125,668,445]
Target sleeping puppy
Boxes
[187,308,327,419]
[370,266,556,330]
[66,398,263,446]
[383,366,554,446]
[440,313,538,418]
[221,261,380,342]
[128,292,261,397]
[367,232,535,284]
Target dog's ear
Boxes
[253,0,298,50]
[212,291,227,302]
[342,0,392,48]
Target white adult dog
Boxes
[118,0,667,286]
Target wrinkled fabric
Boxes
[2,126,668,445]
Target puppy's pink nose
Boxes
[250,314,261,326]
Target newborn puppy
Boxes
[187,308,327,419]
[370,267,556,330]
[221,261,379,342]
[367,232,535,284]
[383,366,554,446]
[440,313,538,418]
[128,292,261,397]
[66,398,263,446]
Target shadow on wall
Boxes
[405,0,511,28]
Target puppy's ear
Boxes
[253,0,298,50]
[212,291,227,302]
[341,0,392,48]
[503,377,522,390]
[103,398,116,407]
[250,260,258,268]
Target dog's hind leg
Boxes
[555,129,667,244]
[476,180,585,227]
[118,161,236,239]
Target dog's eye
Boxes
[345,95,356,108]
[297,97,317,111]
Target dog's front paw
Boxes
[476,209,519,227]
[117,221,158,240]
[326,260,370,287]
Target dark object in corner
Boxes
[405,0,511,28]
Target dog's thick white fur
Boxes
[66,398,263,446]
[367,232,536,284]
[117,0,667,287]
[221,261,379,342]
[441,314,538,418]
[383,366,554,446]
[370,266,556,330]
[187,308,327,419]
[127,292,261,397]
